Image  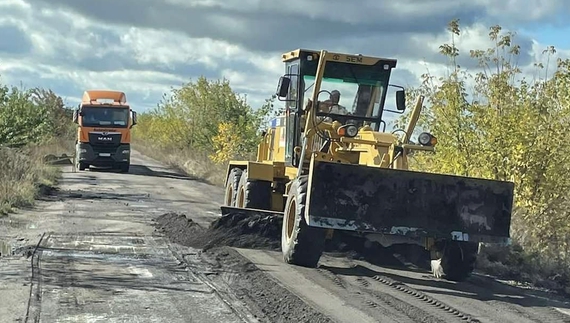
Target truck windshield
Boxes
[304,61,390,119]
[81,106,129,128]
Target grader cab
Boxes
[221,49,514,281]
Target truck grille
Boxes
[88,132,122,146]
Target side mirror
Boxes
[396,90,406,111]
[72,109,79,124]
[131,110,137,127]
[276,76,291,98]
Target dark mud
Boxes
[154,212,205,247]
[205,247,334,323]
[155,212,282,251]
[155,212,334,323]
[325,232,432,270]
[155,211,430,272]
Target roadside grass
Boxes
[0,138,74,216]
[476,243,570,295]
[132,139,228,186]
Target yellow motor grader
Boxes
[221,49,514,281]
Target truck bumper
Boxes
[76,143,131,166]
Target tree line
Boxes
[0,77,76,214]
[131,77,275,163]
[0,83,75,147]
[396,19,570,273]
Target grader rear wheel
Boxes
[281,176,326,268]
[224,167,243,206]
[235,169,271,210]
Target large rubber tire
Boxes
[431,240,478,281]
[282,176,326,268]
[78,162,87,171]
[119,163,130,173]
[224,167,243,206]
[236,169,271,210]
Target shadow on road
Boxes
[319,263,570,309]
[87,164,208,183]
[36,246,211,294]
[39,185,213,206]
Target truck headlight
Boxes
[122,149,130,154]
[79,149,87,153]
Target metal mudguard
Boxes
[305,160,514,243]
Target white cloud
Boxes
[0,0,569,115]
[0,0,30,9]
[119,28,241,69]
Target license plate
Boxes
[99,153,111,157]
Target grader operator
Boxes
[221,49,514,282]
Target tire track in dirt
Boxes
[316,266,464,323]
[322,258,570,323]
[315,267,442,323]
[155,212,335,323]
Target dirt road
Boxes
[1,150,570,322]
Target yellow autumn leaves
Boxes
[132,77,273,166]
[397,20,570,266]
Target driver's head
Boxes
[330,90,340,104]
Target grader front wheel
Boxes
[281,176,326,268]
[430,240,479,281]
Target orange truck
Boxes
[72,90,137,172]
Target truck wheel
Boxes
[78,162,87,171]
[431,240,478,281]
[119,163,129,173]
[235,169,271,210]
[282,176,326,268]
[224,168,243,206]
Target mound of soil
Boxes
[206,211,282,250]
[154,211,282,251]
[154,212,205,247]
[155,212,334,322]
[155,211,431,270]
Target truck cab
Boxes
[72,90,137,172]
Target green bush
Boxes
[396,20,570,291]
[0,77,74,214]
[132,76,275,184]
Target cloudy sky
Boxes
[1,0,569,114]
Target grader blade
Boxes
[305,161,514,243]
[217,206,284,239]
